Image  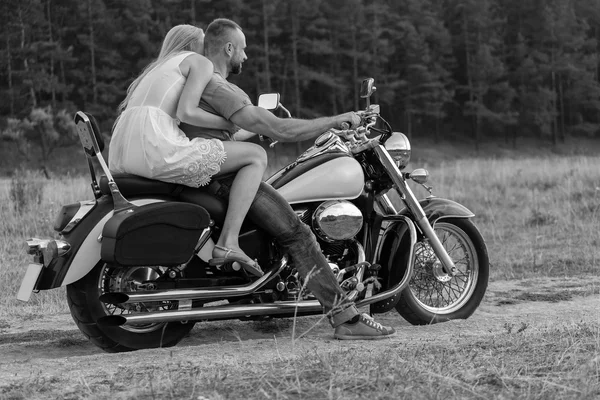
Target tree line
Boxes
[1,0,599,164]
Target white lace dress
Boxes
[108,51,226,187]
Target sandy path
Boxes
[1,276,598,389]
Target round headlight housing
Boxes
[384,132,411,169]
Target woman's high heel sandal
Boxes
[209,245,264,277]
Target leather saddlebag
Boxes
[101,202,210,266]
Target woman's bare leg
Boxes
[213,141,267,260]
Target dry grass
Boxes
[1,321,598,399]
[0,174,89,314]
[0,154,599,399]
[420,156,600,280]
[1,155,599,305]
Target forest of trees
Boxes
[1,0,600,162]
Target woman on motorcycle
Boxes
[109,24,265,277]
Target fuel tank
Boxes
[267,153,364,204]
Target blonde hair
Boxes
[115,24,204,118]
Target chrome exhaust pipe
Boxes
[100,256,288,305]
[97,300,324,327]
[97,220,416,327]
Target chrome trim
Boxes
[26,238,71,257]
[334,240,367,301]
[26,238,52,254]
[315,131,335,146]
[312,200,363,242]
[383,132,411,169]
[97,300,324,327]
[194,227,212,252]
[353,239,367,284]
[26,238,71,267]
[297,134,351,163]
[99,256,289,305]
[374,145,457,275]
[55,240,71,256]
[96,219,416,326]
[335,239,367,282]
[62,200,96,233]
[356,215,417,307]
[375,193,398,215]
[294,207,311,223]
[409,168,429,184]
[384,132,411,151]
[178,300,193,311]
[75,111,135,213]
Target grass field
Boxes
[0,153,599,399]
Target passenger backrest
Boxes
[74,111,134,212]
[74,111,105,156]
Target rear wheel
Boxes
[67,261,195,352]
[395,219,489,324]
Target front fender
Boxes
[398,197,474,226]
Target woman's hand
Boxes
[227,123,241,136]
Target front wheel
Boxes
[66,261,195,352]
[395,218,489,325]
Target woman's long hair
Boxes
[115,24,204,120]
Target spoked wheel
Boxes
[67,261,195,352]
[395,219,489,325]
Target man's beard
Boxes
[231,61,243,75]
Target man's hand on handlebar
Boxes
[338,111,361,130]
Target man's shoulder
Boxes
[205,74,253,110]
[209,74,248,96]
[201,73,253,120]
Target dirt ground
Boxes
[1,276,599,391]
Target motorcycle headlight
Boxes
[384,132,411,169]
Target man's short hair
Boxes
[204,18,243,57]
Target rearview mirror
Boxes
[258,93,280,110]
[360,78,376,98]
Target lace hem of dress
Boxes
[174,139,227,188]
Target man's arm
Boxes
[229,105,357,143]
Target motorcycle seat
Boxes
[99,173,183,197]
[99,173,228,225]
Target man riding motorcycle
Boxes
[180,18,395,340]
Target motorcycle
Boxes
[17,78,489,352]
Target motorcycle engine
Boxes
[312,200,363,243]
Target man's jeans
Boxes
[215,180,360,327]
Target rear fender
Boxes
[36,195,112,290]
[39,197,168,289]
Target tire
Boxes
[395,218,489,325]
[66,261,195,353]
